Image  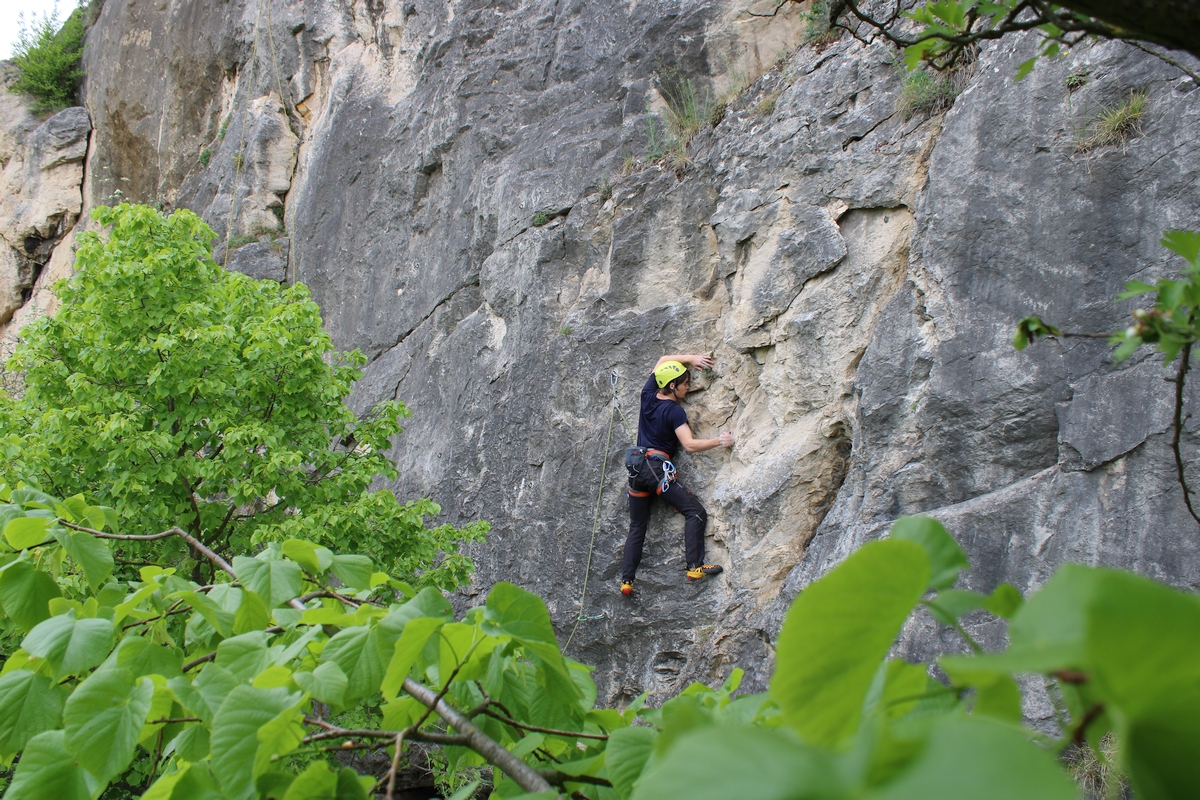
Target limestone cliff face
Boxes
[7,0,1200,709]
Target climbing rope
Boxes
[563,372,632,653]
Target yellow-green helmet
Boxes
[654,361,689,389]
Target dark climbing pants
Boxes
[622,468,708,582]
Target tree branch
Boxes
[480,708,609,740]
[1124,40,1200,84]
[83,522,236,579]
[1171,342,1200,526]
[539,770,612,788]
[401,677,554,794]
[384,731,405,800]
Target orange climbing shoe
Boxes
[620,581,634,596]
[686,564,724,581]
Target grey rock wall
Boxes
[8,0,1198,707]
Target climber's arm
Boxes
[655,353,714,370]
[675,423,734,455]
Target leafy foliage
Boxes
[1,482,1198,799]
[1016,230,1200,363]
[8,4,86,112]
[0,204,485,587]
[838,0,1158,79]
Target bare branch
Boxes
[1125,40,1200,84]
[58,520,237,578]
[1171,342,1200,526]
[539,770,613,788]
[384,731,405,800]
[481,708,609,740]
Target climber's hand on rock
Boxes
[718,432,734,448]
[690,354,714,370]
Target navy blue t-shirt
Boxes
[637,374,689,458]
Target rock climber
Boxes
[620,354,734,596]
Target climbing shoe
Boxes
[686,564,723,581]
[620,580,634,596]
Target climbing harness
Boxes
[563,372,634,653]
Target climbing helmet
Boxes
[654,360,690,389]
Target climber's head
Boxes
[654,361,691,398]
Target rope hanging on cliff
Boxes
[563,373,634,654]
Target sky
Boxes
[1,0,80,61]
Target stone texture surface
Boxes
[5,0,1199,710]
[0,68,89,327]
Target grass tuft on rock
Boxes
[1075,89,1148,152]
[895,68,957,120]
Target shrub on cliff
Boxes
[0,203,486,587]
[8,4,86,112]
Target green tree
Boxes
[0,204,485,588]
[8,4,86,112]
[0,488,1197,799]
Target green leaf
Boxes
[1080,568,1200,800]
[631,725,843,800]
[282,761,338,800]
[233,587,272,634]
[22,610,114,677]
[890,516,966,590]
[381,696,424,731]
[143,764,193,800]
[114,635,183,679]
[62,666,155,781]
[484,582,558,644]
[873,716,1076,799]
[4,515,49,549]
[1162,229,1200,267]
[329,554,373,590]
[149,761,225,800]
[984,583,1023,619]
[442,781,481,800]
[2,730,101,800]
[234,556,304,607]
[281,540,333,574]
[770,539,930,746]
[216,631,271,684]
[482,582,581,709]
[210,685,305,800]
[320,626,386,705]
[55,528,115,590]
[171,724,211,762]
[177,589,235,639]
[381,616,443,699]
[924,589,986,626]
[1014,56,1038,81]
[606,725,658,800]
[1113,334,1142,362]
[0,560,62,632]
[294,661,349,708]
[0,669,67,758]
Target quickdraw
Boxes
[659,459,676,494]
